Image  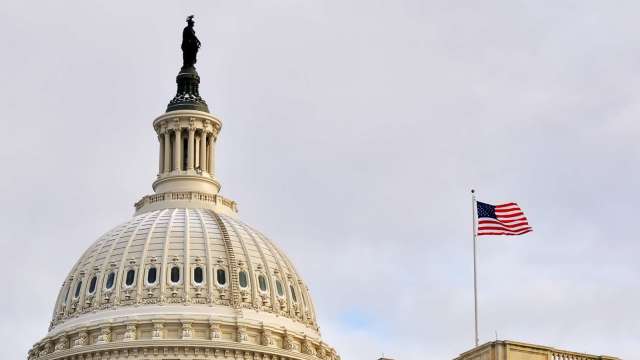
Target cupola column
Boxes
[158,134,165,174]
[199,130,207,173]
[163,130,171,173]
[173,127,182,172]
[208,135,216,175]
[187,127,196,170]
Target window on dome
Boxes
[194,267,204,284]
[258,275,267,292]
[74,281,82,298]
[290,284,297,302]
[238,271,248,288]
[275,280,284,297]
[88,276,97,294]
[125,269,135,286]
[147,267,157,284]
[63,286,70,304]
[105,272,115,290]
[171,266,180,283]
[216,268,226,286]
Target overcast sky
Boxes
[1,1,639,359]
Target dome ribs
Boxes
[183,209,191,303]
[258,230,294,318]
[219,213,258,309]
[76,229,114,314]
[195,209,216,304]
[234,221,278,313]
[210,211,241,309]
[113,211,156,305]
[159,209,179,303]
[136,209,167,303]
[91,221,133,313]
[264,234,312,325]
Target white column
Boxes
[173,128,182,171]
[195,136,200,170]
[208,135,215,175]
[163,131,171,174]
[200,131,208,173]
[158,134,164,175]
[187,127,195,170]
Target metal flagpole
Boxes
[471,189,479,347]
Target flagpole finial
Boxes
[471,189,475,194]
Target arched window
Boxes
[74,281,82,298]
[258,275,267,292]
[125,269,135,286]
[289,284,297,302]
[275,280,284,297]
[194,267,204,284]
[147,267,157,284]
[216,268,226,286]
[88,276,97,294]
[63,286,70,304]
[238,271,248,288]
[105,272,115,290]
[171,266,181,283]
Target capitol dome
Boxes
[29,18,338,360]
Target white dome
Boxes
[31,208,337,359]
[52,208,317,329]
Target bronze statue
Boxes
[181,15,201,69]
[167,15,209,112]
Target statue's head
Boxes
[186,15,195,27]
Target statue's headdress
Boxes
[186,15,195,23]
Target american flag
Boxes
[476,201,532,236]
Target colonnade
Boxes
[158,127,216,175]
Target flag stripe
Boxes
[494,211,524,218]
[494,203,517,208]
[478,220,530,230]
[495,217,528,223]
[477,229,532,236]
[477,225,532,232]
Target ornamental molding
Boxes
[31,319,338,360]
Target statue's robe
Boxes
[181,26,200,68]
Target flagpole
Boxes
[471,189,479,347]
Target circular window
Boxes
[74,281,82,299]
[238,271,248,288]
[147,267,157,284]
[216,268,226,286]
[105,272,115,290]
[125,269,135,286]
[194,267,204,284]
[88,276,97,294]
[170,266,181,283]
[275,280,284,297]
[289,284,297,302]
[258,275,267,292]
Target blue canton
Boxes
[477,201,497,219]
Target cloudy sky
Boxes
[1,1,639,359]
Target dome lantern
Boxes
[135,16,237,216]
